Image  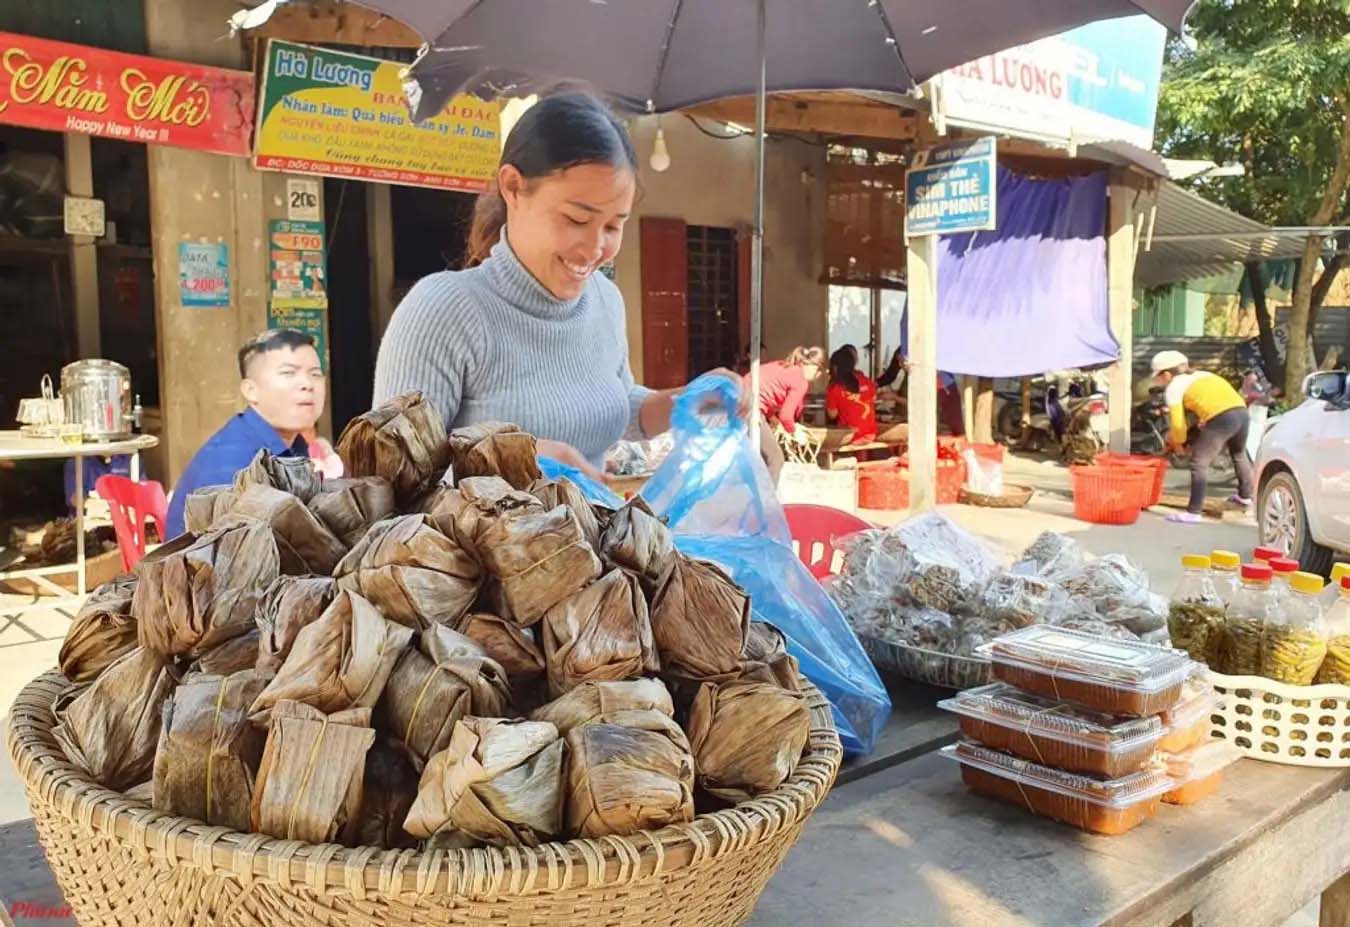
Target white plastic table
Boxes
[0,432,158,614]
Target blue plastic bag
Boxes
[640,374,891,756]
[538,456,625,509]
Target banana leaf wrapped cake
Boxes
[337,391,448,505]
[59,575,138,684]
[447,422,542,490]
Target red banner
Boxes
[0,31,254,156]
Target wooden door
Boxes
[640,217,688,389]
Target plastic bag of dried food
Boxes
[227,484,348,575]
[978,571,1073,629]
[358,740,421,850]
[256,575,338,673]
[134,522,280,659]
[649,554,748,682]
[888,512,999,612]
[335,514,481,630]
[250,701,375,845]
[232,449,322,503]
[380,626,511,769]
[564,711,695,838]
[404,717,565,848]
[530,477,603,551]
[599,497,676,588]
[152,669,270,831]
[186,629,261,678]
[1052,554,1163,633]
[478,506,603,626]
[337,391,449,505]
[306,476,396,549]
[531,678,674,733]
[183,485,238,535]
[1013,531,1088,578]
[249,590,413,724]
[52,647,178,791]
[59,575,137,684]
[687,680,810,803]
[740,621,802,691]
[447,422,541,490]
[541,570,659,697]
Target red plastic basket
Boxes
[858,460,909,510]
[1071,465,1151,525]
[1093,452,1168,507]
[897,453,964,505]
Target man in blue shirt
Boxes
[164,329,326,539]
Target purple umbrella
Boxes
[353,0,1193,432]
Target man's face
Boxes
[241,345,325,436]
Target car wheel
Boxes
[1258,470,1334,574]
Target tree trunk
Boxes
[1246,262,1285,385]
[1285,237,1323,396]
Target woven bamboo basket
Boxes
[7,671,841,927]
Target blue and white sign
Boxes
[904,137,997,239]
[932,15,1167,149]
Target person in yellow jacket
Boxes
[1151,350,1254,523]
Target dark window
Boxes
[685,224,738,377]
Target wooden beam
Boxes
[686,95,918,141]
[906,233,939,512]
[63,132,100,359]
[249,0,422,48]
[366,183,396,345]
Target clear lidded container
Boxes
[1161,739,1242,806]
[937,683,1165,778]
[1259,571,1326,685]
[1316,576,1350,684]
[1209,549,1242,606]
[1167,554,1224,665]
[1218,562,1276,676]
[943,741,1171,835]
[1157,677,1222,753]
[987,626,1194,717]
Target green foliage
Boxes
[1156,0,1350,225]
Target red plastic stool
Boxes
[95,475,169,571]
[783,504,871,580]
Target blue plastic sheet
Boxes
[538,456,624,509]
[641,374,890,755]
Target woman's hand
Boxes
[703,367,755,423]
[536,439,609,485]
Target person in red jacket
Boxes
[826,345,878,444]
[747,345,824,481]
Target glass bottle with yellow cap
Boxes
[1210,549,1242,606]
[1219,563,1276,676]
[1168,554,1223,664]
[1316,576,1350,684]
[1259,571,1327,686]
[1323,563,1350,610]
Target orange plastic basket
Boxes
[858,460,909,510]
[1071,465,1151,525]
[1094,452,1168,507]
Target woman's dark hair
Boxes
[465,92,638,267]
[830,346,860,392]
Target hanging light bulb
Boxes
[650,126,672,172]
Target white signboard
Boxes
[285,177,321,221]
[932,15,1167,150]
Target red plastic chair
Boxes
[783,504,871,581]
[95,475,169,571]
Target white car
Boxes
[1255,370,1350,572]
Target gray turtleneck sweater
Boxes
[372,234,653,466]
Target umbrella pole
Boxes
[749,0,766,449]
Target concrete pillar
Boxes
[906,234,939,512]
[1107,183,1139,453]
[63,133,101,358]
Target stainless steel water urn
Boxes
[61,359,133,441]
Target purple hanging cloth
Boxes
[931,167,1117,378]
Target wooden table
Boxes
[752,689,1350,927]
[0,432,157,613]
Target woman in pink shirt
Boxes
[747,345,824,481]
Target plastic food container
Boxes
[938,683,1164,778]
[1161,740,1242,805]
[987,626,1194,717]
[1157,679,1221,754]
[943,741,1171,835]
